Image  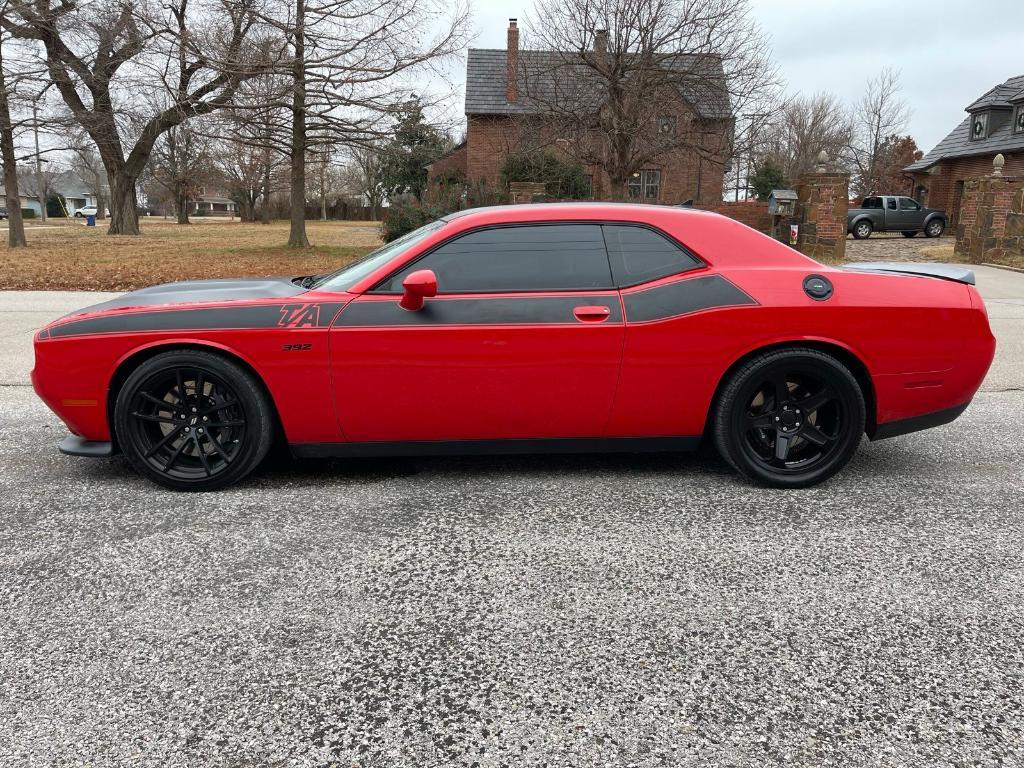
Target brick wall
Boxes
[464,109,731,205]
[705,200,772,233]
[910,152,1024,226]
[794,172,849,263]
[955,174,1024,264]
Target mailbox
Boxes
[767,188,797,217]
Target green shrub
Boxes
[501,150,590,199]
[21,208,36,219]
[382,200,444,243]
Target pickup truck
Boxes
[847,195,946,239]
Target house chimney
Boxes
[506,19,519,103]
[594,29,608,57]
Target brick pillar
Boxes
[955,156,1024,264]
[793,166,850,263]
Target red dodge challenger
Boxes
[32,203,995,491]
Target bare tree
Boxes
[68,134,109,219]
[0,12,26,246]
[848,67,909,197]
[340,144,385,219]
[147,120,213,223]
[519,0,780,201]
[264,0,468,247]
[756,92,853,183]
[4,0,268,235]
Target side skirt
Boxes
[291,436,702,459]
[870,401,971,441]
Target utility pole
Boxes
[32,99,46,221]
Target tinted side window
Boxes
[886,198,897,210]
[602,224,701,286]
[376,224,613,293]
[898,197,920,210]
[863,197,882,209]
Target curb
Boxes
[981,262,1024,274]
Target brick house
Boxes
[905,73,1024,228]
[428,19,733,205]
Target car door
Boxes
[329,223,624,443]
[892,196,924,230]
[602,224,758,438]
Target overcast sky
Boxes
[455,0,1024,152]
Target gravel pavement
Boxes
[1,265,1023,767]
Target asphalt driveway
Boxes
[1,266,1023,766]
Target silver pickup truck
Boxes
[847,195,947,240]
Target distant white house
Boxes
[187,186,238,216]
[0,169,103,216]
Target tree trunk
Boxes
[320,186,327,220]
[176,190,190,224]
[0,48,26,248]
[287,0,309,247]
[261,165,271,224]
[107,171,141,235]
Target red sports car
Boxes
[32,203,995,491]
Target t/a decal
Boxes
[278,303,321,328]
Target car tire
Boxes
[901,231,917,238]
[713,348,866,488]
[925,219,945,238]
[74,212,83,218]
[114,350,274,491]
[852,221,872,239]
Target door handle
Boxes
[573,305,612,322]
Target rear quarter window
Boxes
[602,224,701,286]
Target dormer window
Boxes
[970,112,989,141]
[1015,105,1024,134]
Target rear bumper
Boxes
[870,400,971,441]
[59,435,115,458]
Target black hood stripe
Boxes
[334,295,622,327]
[46,302,346,339]
[623,275,757,323]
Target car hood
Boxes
[62,277,307,318]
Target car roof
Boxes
[443,201,719,223]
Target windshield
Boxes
[313,219,446,291]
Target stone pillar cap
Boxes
[993,153,1005,176]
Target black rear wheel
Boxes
[713,349,866,488]
[852,221,872,239]
[114,350,273,490]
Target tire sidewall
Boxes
[853,221,872,239]
[926,219,944,237]
[114,350,273,491]
[715,350,866,488]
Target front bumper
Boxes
[59,435,114,458]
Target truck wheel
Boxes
[852,221,872,239]
[901,231,917,238]
[925,219,945,238]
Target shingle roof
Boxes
[464,48,731,120]
[906,74,1024,171]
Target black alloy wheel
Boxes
[925,219,945,238]
[114,350,273,490]
[713,349,865,488]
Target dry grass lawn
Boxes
[0,219,382,291]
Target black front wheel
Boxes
[925,219,945,238]
[713,349,866,488]
[114,350,274,490]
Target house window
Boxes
[657,116,676,136]
[1015,105,1024,134]
[627,169,661,200]
[970,112,988,141]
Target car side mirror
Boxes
[399,269,437,311]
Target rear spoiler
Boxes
[844,262,975,285]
